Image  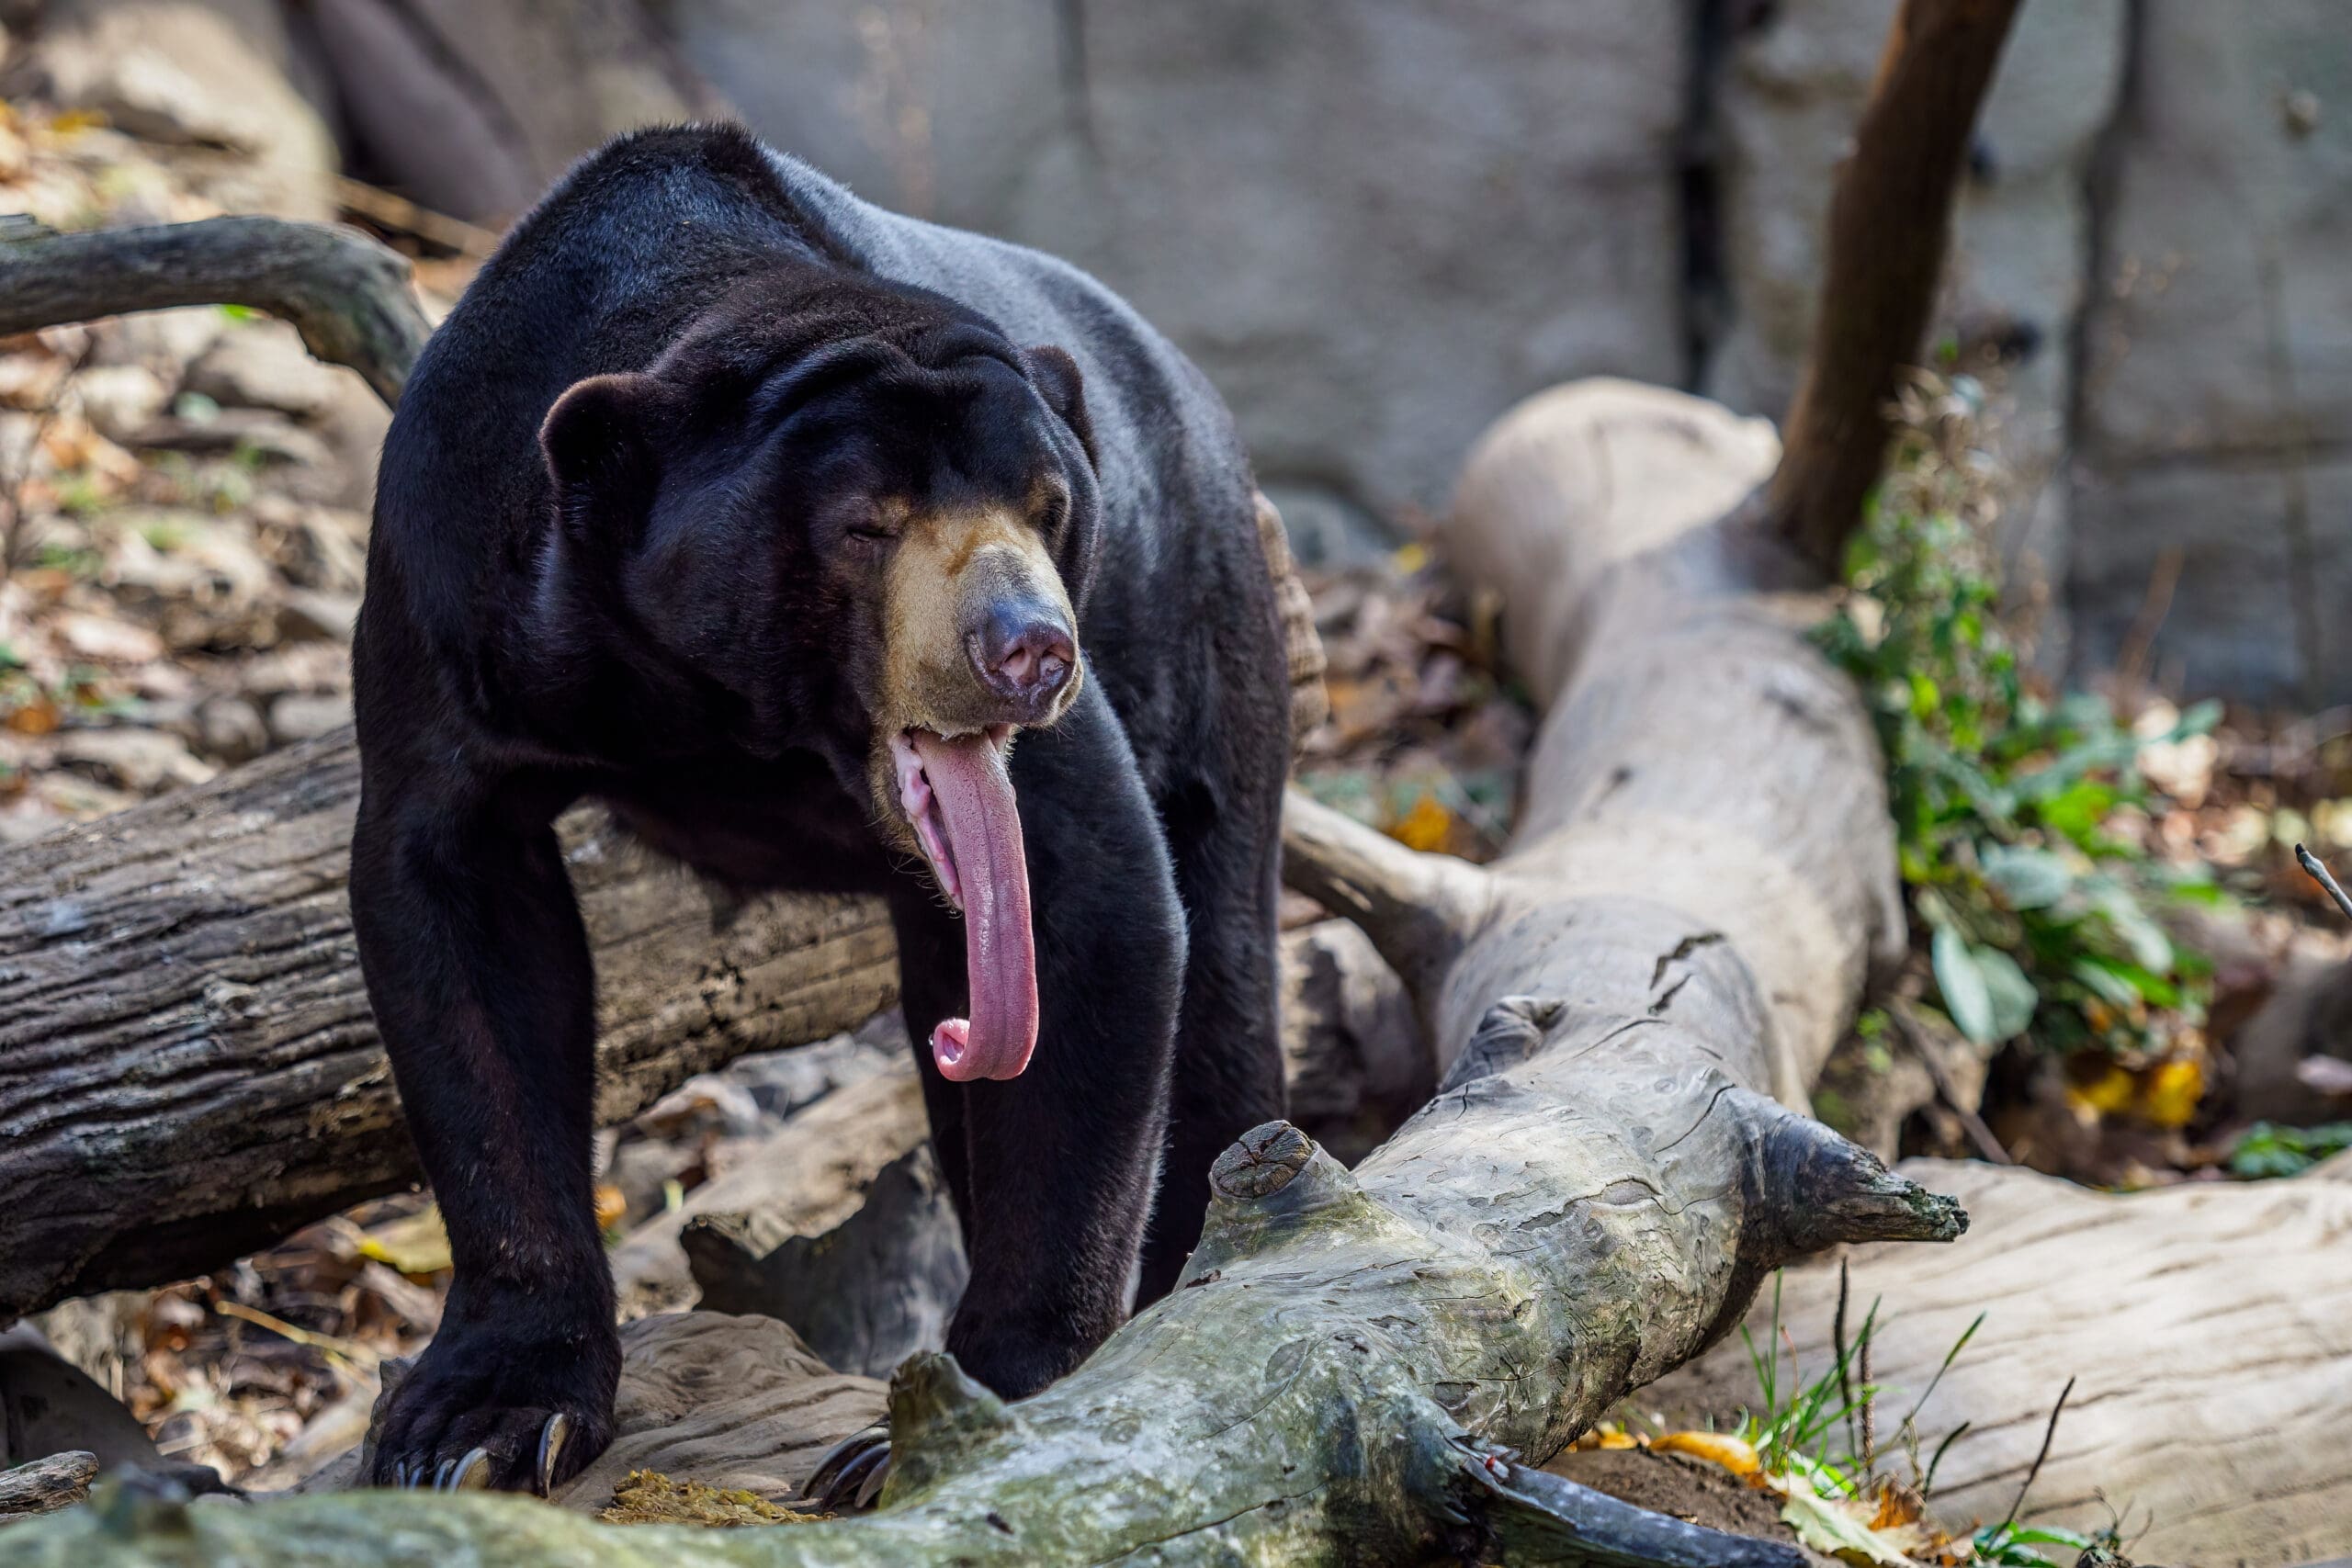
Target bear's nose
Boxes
[969,599,1076,719]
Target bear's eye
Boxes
[1033,483,1070,544]
[843,504,902,544]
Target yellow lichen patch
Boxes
[599,1470,826,1528]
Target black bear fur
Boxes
[349,124,1290,1492]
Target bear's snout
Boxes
[967,597,1075,723]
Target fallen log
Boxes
[0,734,901,1317]
[1645,1156,2352,1567]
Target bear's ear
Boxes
[539,373,678,547]
[1024,344,1094,468]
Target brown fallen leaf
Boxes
[5,696,60,735]
[594,1183,628,1232]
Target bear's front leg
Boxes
[893,679,1188,1401]
[348,784,620,1494]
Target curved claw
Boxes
[852,1447,893,1510]
[799,1424,890,1511]
[826,1443,890,1512]
[444,1449,492,1493]
[536,1413,571,1497]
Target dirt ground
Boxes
[1544,1447,1806,1548]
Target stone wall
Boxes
[1704,0,2126,653]
[665,0,1691,554]
[274,0,2352,701]
[2068,2,2352,704]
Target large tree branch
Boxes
[1763,0,2024,575]
[0,217,432,403]
[1277,788,1491,1010]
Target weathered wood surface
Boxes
[1647,1155,2352,1568]
[0,731,900,1318]
[0,1451,97,1519]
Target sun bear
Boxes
[349,124,1290,1495]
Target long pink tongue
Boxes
[910,732,1038,1082]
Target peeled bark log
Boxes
[0,732,901,1319]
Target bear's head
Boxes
[535,287,1096,1066]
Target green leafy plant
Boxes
[1814,376,2214,1066]
[1736,1273,1980,1501]
[2229,1121,2352,1179]
[1737,1269,2120,1566]
[1971,1520,2117,1566]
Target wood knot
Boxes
[1211,1121,1314,1200]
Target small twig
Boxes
[2296,844,2352,924]
[2113,546,2182,696]
[1833,1260,1856,1461]
[215,1299,379,1377]
[334,175,503,258]
[2000,1374,2075,1530]
[0,330,97,577]
[1858,1330,1876,1481]
[1889,1002,2013,1165]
